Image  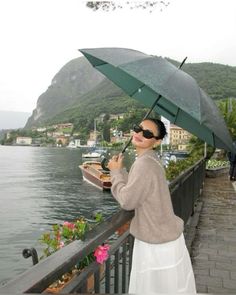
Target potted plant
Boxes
[39,214,109,293]
[206,159,230,178]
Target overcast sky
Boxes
[0,0,235,113]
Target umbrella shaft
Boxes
[122,57,188,153]
[121,137,133,154]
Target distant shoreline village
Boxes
[1,115,191,152]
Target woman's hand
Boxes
[108,153,124,171]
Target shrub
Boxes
[206,159,229,169]
[40,214,109,269]
[165,155,202,181]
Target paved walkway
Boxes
[191,173,236,293]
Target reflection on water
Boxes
[0,146,135,284]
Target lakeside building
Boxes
[89,130,100,142]
[36,127,47,132]
[87,140,96,147]
[169,124,191,150]
[74,139,81,147]
[109,113,124,120]
[16,137,32,145]
[96,113,124,124]
[53,123,73,129]
[56,136,69,146]
[111,131,131,144]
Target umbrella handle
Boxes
[101,137,132,171]
[101,157,110,171]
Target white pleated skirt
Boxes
[128,234,196,294]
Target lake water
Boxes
[0,146,134,285]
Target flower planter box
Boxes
[46,264,105,293]
[206,166,229,178]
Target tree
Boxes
[85,1,170,13]
[217,98,236,140]
[103,123,111,142]
[113,108,153,132]
[187,136,215,159]
[57,139,63,146]
[103,113,110,122]
[101,113,111,142]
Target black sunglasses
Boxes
[133,124,159,140]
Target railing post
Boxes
[122,242,127,293]
[114,250,119,293]
[22,248,39,265]
[105,258,111,293]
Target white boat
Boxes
[67,141,77,149]
[82,120,107,158]
[82,151,102,158]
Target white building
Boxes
[161,116,170,145]
[16,137,32,145]
[74,139,81,147]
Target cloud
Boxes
[0,0,235,112]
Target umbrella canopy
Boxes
[79,47,234,152]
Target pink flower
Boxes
[94,244,110,264]
[63,221,75,230]
[59,241,65,249]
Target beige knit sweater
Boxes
[110,149,184,244]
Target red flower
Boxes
[94,244,110,264]
[63,221,75,230]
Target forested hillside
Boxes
[184,62,236,99]
[25,56,236,131]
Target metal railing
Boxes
[0,158,205,294]
[169,158,205,223]
[60,230,134,294]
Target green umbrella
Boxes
[79,47,234,152]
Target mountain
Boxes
[25,57,104,128]
[45,78,143,129]
[183,62,236,100]
[25,56,236,129]
[0,111,30,130]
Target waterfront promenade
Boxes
[190,173,236,293]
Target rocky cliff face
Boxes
[25,57,104,128]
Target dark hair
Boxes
[144,118,167,140]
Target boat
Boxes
[67,141,77,149]
[82,148,107,158]
[79,161,112,190]
[82,151,102,158]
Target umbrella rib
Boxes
[212,133,216,148]
[156,102,176,118]
[173,108,180,124]
[143,94,162,119]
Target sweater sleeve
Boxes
[110,159,151,210]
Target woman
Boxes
[228,141,236,181]
[108,118,196,294]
